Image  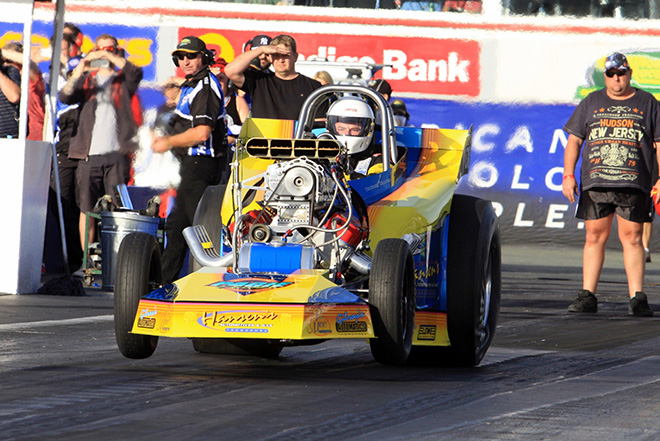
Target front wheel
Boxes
[114,232,162,359]
[369,238,415,366]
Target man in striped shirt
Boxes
[151,36,227,283]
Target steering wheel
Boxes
[316,132,337,140]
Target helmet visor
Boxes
[328,116,373,137]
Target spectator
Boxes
[0,47,21,138]
[443,0,482,12]
[643,157,658,262]
[390,98,413,127]
[225,34,323,120]
[59,33,143,250]
[313,70,333,86]
[211,58,248,147]
[152,76,183,138]
[2,42,46,141]
[368,78,392,102]
[62,23,84,58]
[243,34,273,73]
[151,36,227,284]
[369,78,393,126]
[400,1,444,11]
[562,52,660,317]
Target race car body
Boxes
[114,85,500,366]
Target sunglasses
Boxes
[95,45,116,53]
[175,52,200,61]
[605,69,628,78]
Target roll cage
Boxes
[294,85,399,170]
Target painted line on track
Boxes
[0,315,113,331]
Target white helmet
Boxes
[326,96,375,155]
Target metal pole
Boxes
[48,0,71,273]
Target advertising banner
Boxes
[177,27,481,98]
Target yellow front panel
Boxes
[132,300,374,340]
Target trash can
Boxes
[100,211,160,290]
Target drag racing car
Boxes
[113,84,501,366]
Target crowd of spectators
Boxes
[198,0,654,19]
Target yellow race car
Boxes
[114,85,501,366]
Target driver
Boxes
[326,96,381,177]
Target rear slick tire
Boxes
[369,238,415,366]
[114,232,162,359]
[445,195,501,366]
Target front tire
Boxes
[114,232,162,359]
[369,239,415,366]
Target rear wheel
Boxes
[114,232,162,359]
[369,238,415,366]
[445,195,501,366]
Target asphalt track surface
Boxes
[3,244,660,441]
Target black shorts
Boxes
[577,188,651,223]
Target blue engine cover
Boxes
[237,242,314,273]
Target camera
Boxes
[89,58,110,69]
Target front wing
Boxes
[131,269,449,345]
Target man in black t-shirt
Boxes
[225,34,322,120]
[562,52,660,317]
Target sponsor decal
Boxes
[198,310,279,333]
[335,309,368,333]
[209,278,293,295]
[306,309,332,336]
[137,307,157,329]
[415,261,440,282]
[417,325,437,341]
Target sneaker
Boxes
[645,248,652,263]
[568,289,598,313]
[629,292,653,317]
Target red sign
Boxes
[178,28,480,98]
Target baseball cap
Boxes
[172,36,206,55]
[605,52,630,71]
[246,34,272,51]
[369,79,392,97]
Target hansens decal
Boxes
[198,310,279,333]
